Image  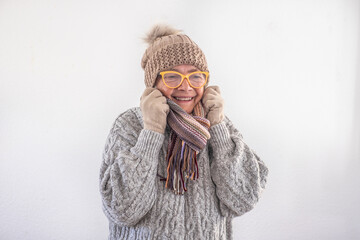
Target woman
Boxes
[99,24,269,240]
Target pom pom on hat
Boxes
[141,24,209,87]
[143,24,182,45]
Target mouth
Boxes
[172,96,195,102]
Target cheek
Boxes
[191,88,204,108]
[155,82,173,99]
[195,88,204,102]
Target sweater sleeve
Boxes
[208,116,269,218]
[99,109,164,226]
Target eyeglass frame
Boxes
[158,71,209,89]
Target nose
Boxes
[177,77,193,91]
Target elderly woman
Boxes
[99,24,269,240]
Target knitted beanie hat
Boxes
[141,24,209,87]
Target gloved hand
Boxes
[140,87,170,134]
[202,86,224,126]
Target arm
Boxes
[99,109,164,226]
[209,116,269,218]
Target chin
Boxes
[172,101,195,114]
[185,107,194,114]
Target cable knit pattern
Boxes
[99,107,269,240]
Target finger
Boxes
[202,90,218,103]
[204,99,218,110]
[208,98,224,108]
[147,88,163,99]
[141,87,156,100]
[205,85,221,95]
[155,95,167,104]
[162,102,170,114]
[204,88,220,100]
[152,97,170,113]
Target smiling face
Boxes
[155,64,205,114]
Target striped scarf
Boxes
[164,98,211,195]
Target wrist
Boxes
[144,120,166,134]
[207,111,224,126]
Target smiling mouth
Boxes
[173,97,194,101]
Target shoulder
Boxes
[114,107,142,123]
[111,107,144,134]
[221,115,244,139]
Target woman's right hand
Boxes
[140,87,170,134]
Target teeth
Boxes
[174,97,193,101]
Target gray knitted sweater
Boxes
[99,107,268,240]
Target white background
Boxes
[1,0,359,239]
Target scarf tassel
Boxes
[165,139,199,195]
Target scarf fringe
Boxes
[164,99,210,195]
[165,135,199,195]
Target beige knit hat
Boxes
[141,24,209,87]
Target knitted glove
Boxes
[202,86,224,126]
[140,87,170,134]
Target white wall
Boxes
[1,0,359,239]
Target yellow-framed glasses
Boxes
[159,71,209,89]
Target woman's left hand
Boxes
[202,86,224,126]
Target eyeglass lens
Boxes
[163,72,206,88]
